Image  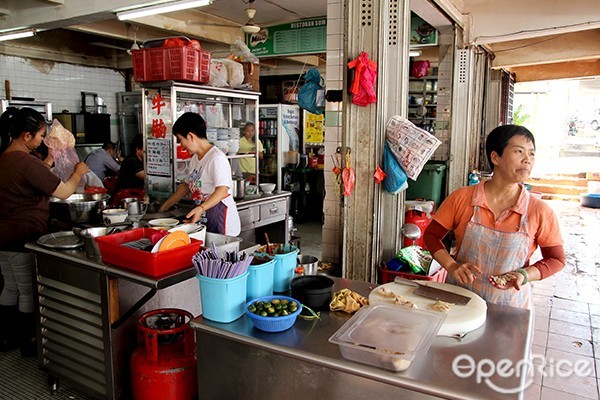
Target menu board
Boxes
[146,138,171,176]
[247,18,327,57]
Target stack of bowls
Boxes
[215,140,230,154]
[228,139,240,155]
[217,128,229,141]
[206,128,218,142]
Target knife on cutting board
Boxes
[394,277,471,305]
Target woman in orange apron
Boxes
[424,125,565,308]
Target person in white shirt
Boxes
[159,113,241,236]
[85,142,120,181]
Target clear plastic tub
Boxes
[329,304,446,371]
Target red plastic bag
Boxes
[411,60,430,78]
[347,51,378,107]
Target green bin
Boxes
[406,162,447,208]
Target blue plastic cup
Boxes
[272,247,300,292]
[197,271,249,323]
[246,258,275,301]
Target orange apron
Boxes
[447,189,532,309]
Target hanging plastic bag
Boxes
[411,60,430,78]
[382,142,408,194]
[298,67,325,115]
[347,51,377,107]
[44,119,81,183]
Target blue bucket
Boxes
[272,247,300,292]
[197,271,249,323]
[247,258,275,301]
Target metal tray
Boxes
[37,231,83,249]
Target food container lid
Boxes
[329,304,446,356]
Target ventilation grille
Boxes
[361,0,373,27]
[458,50,469,83]
[387,0,401,46]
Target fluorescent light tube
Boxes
[409,50,422,57]
[117,0,212,21]
[0,29,36,42]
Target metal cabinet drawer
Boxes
[259,200,287,222]
[239,206,259,230]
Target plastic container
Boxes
[581,193,600,208]
[205,232,243,258]
[132,46,211,83]
[246,258,275,301]
[290,276,334,311]
[95,228,202,277]
[245,295,302,332]
[379,261,447,284]
[197,271,249,323]
[257,245,299,292]
[405,162,447,209]
[329,304,446,371]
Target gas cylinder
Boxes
[131,309,197,400]
[403,210,431,248]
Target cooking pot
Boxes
[78,227,110,258]
[49,193,110,225]
[232,177,246,200]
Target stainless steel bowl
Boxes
[79,227,110,257]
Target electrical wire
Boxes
[473,19,600,42]
[491,33,569,53]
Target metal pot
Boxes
[232,177,246,200]
[49,194,109,225]
[78,227,110,258]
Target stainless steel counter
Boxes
[25,243,202,400]
[234,190,291,207]
[190,278,532,400]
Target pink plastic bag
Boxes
[44,119,81,182]
[411,60,430,78]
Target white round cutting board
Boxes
[369,281,487,337]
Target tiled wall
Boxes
[322,0,344,263]
[0,54,126,141]
[430,32,453,161]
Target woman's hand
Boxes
[446,261,482,285]
[489,271,526,291]
[74,162,89,177]
[185,205,204,224]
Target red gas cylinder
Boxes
[131,309,197,400]
[403,210,432,248]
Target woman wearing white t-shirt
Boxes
[159,113,241,236]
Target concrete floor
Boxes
[0,201,598,399]
[294,220,323,261]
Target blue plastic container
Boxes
[246,258,275,301]
[272,247,300,292]
[197,271,249,323]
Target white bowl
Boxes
[102,208,128,225]
[228,139,240,155]
[214,140,229,154]
[148,218,180,228]
[259,183,276,194]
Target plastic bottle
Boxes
[468,170,480,186]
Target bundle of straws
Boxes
[192,243,253,279]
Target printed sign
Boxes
[247,17,327,57]
[146,138,172,176]
[304,112,324,144]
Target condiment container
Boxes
[328,304,446,371]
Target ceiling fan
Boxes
[90,24,140,54]
[187,0,261,34]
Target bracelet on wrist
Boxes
[515,268,529,285]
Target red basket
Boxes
[95,228,202,277]
[379,262,447,284]
[132,46,211,83]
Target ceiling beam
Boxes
[490,30,600,69]
[509,59,600,82]
[281,55,323,67]
[39,0,64,4]
[121,9,243,46]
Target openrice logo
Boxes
[452,353,593,394]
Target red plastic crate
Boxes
[95,228,202,277]
[379,262,447,284]
[132,46,211,83]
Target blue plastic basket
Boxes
[245,295,302,332]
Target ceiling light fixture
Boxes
[409,50,422,57]
[0,28,36,42]
[240,0,260,34]
[117,0,213,21]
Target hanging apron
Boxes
[447,189,532,309]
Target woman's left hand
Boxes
[488,271,526,291]
[185,205,204,224]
